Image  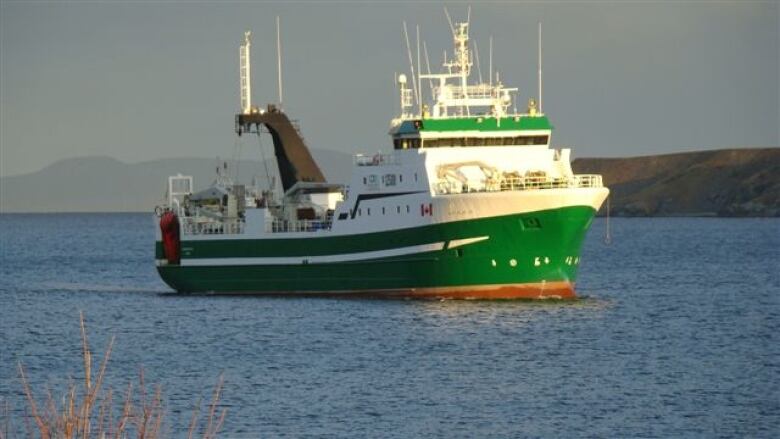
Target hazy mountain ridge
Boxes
[572,148,780,217]
[2,148,778,215]
[0,150,353,213]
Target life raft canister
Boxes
[159,211,181,265]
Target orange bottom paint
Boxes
[390,282,576,300]
[207,282,576,300]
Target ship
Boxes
[155,18,608,299]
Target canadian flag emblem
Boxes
[420,203,433,216]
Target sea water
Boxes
[1,214,778,437]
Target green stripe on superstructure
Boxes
[396,116,552,134]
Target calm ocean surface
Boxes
[1,213,778,437]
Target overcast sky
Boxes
[1,1,777,177]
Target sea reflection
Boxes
[405,295,614,332]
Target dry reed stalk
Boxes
[87,336,114,433]
[1,399,10,439]
[186,396,202,439]
[207,374,227,439]
[17,313,227,438]
[113,382,133,438]
[137,369,147,439]
[203,376,220,438]
[96,388,112,439]
[134,369,165,439]
[79,311,115,438]
[23,405,33,438]
[17,362,49,439]
[149,386,165,438]
[211,409,227,439]
[43,388,57,431]
[65,385,77,436]
[187,374,227,439]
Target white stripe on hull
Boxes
[180,241,446,267]
[447,236,489,249]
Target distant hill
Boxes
[3,148,778,215]
[0,149,353,213]
[573,148,780,217]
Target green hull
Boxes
[156,205,597,297]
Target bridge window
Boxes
[421,135,549,147]
[394,138,422,149]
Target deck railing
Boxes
[442,84,495,100]
[573,174,603,188]
[180,217,245,235]
[433,174,603,195]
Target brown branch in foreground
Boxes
[43,388,57,432]
[204,374,226,439]
[17,362,49,439]
[23,406,33,439]
[149,385,165,438]
[1,398,9,439]
[80,311,91,396]
[211,408,227,439]
[203,374,223,439]
[186,396,202,439]
[96,388,113,439]
[188,373,227,439]
[114,382,133,439]
[17,313,228,438]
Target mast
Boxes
[416,24,421,116]
[239,31,252,115]
[538,21,543,114]
[277,16,284,109]
[444,21,472,116]
[402,22,419,107]
[489,36,493,87]
[412,16,517,120]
